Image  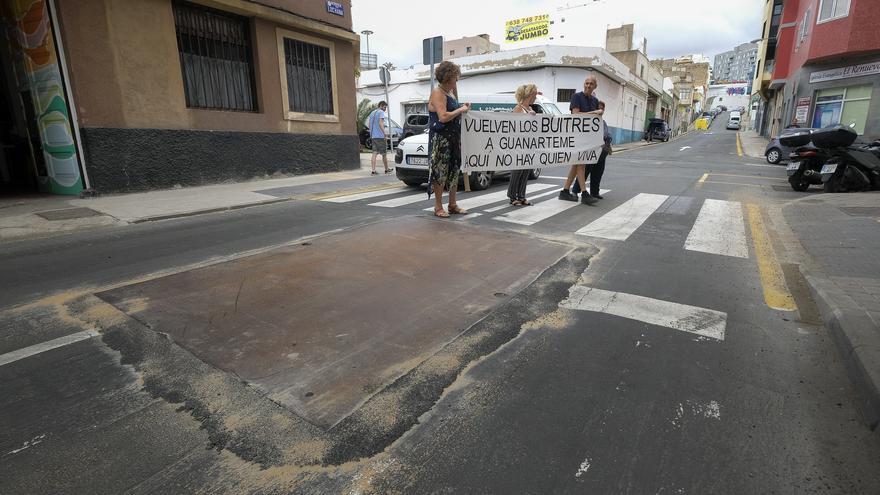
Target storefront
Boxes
[788,56,880,138]
[0,0,85,196]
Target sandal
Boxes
[371,171,378,175]
[521,199,533,206]
[385,168,393,174]
[433,208,450,218]
[448,205,468,215]
[510,199,524,206]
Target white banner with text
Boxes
[461,111,604,173]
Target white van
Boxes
[393,94,561,189]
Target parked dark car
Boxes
[645,118,670,142]
[403,113,429,138]
[359,116,403,150]
[765,125,816,164]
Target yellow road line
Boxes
[736,133,744,157]
[698,173,709,184]
[702,180,767,187]
[746,204,797,311]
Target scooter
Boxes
[781,124,880,193]
[786,143,832,192]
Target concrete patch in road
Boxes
[97,217,572,429]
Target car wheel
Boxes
[664,135,669,142]
[766,148,781,164]
[402,180,422,187]
[363,138,372,150]
[469,172,493,191]
[528,168,542,180]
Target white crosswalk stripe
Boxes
[421,183,557,211]
[323,185,754,260]
[560,286,726,340]
[575,193,668,241]
[369,192,430,208]
[684,199,749,258]
[496,189,610,226]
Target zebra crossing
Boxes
[321,183,754,259]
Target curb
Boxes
[129,197,293,224]
[801,267,880,430]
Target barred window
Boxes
[173,0,257,111]
[283,38,334,115]
[557,88,576,103]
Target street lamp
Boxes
[361,30,374,55]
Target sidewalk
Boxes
[0,153,397,243]
[781,192,880,429]
[739,129,769,160]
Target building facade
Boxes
[712,43,758,83]
[0,0,360,196]
[769,0,880,138]
[358,45,653,145]
[652,56,711,133]
[606,24,667,131]
[750,0,784,135]
[443,35,499,60]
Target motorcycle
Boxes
[780,125,880,193]
[785,143,832,192]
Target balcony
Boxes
[360,53,377,70]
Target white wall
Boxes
[707,83,750,111]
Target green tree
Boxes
[357,98,377,132]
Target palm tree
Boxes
[357,98,377,133]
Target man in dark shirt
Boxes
[560,75,602,205]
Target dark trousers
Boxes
[571,150,608,196]
[507,169,530,201]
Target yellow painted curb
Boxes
[746,204,797,311]
[736,133,744,157]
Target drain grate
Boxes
[36,207,105,221]
[839,207,880,217]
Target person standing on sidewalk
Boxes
[508,84,538,206]
[573,100,612,199]
[559,75,601,206]
[368,101,392,175]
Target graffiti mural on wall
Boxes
[2,0,82,194]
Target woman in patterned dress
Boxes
[428,61,470,218]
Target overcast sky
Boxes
[351,0,764,69]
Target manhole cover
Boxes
[839,207,880,217]
[36,207,105,221]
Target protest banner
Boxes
[461,111,604,173]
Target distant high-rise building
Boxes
[713,43,758,83]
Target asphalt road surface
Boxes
[2,117,878,494]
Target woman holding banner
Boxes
[428,61,470,218]
[508,84,538,206]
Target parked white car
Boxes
[726,114,741,130]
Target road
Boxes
[2,118,878,494]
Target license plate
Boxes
[821,163,837,174]
[407,156,429,165]
[786,162,800,172]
